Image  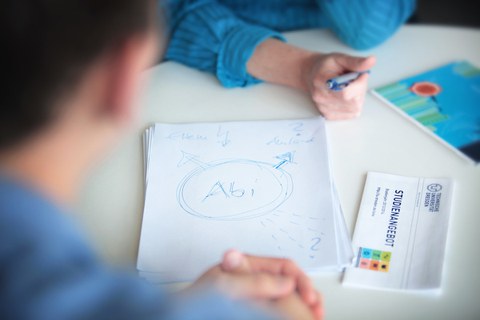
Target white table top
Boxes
[75,25,480,319]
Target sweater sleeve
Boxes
[164,0,285,88]
[317,0,416,50]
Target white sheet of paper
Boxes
[343,172,453,293]
[138,117,351,282]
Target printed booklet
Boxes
[372,61,480,164]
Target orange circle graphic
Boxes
[410,82,442,97]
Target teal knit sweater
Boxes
[164,0,416,87]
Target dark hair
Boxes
[1,0,157,150]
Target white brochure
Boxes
[343,172,453,293]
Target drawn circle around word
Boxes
[177,159,293,221]
[410,82,442,97]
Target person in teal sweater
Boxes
[165,0,416,120]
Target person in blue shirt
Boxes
[165,0,416,120]
[0,0,322,319]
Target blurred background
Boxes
[411,0,479,27]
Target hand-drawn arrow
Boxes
[273,151,295,169]
[177,151,210,169]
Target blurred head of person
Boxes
[0,0,163,201]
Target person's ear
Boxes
[102,34,158,126]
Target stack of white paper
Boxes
[138,117,353,283]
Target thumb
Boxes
[335,55,376,72]
[221,249,251,273]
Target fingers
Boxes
[194,259,295,301]
[312,72,369,120]
[218,251,322,320]
[335,54,376,72]
[335,73,368,99]
[280,259,317,306]
[226,253,318,307]
[222,251,318,304]
[218,272,295,300]
[227,252,283,273]
[270,293,316,320]
[311,292,324,320]
[221,249,251,273]
[305,52,374,120]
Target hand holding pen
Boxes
[245,40,375,120]
[304,53,376,120]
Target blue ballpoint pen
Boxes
[326,70,370,91]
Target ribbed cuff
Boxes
[217,24,286,88]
